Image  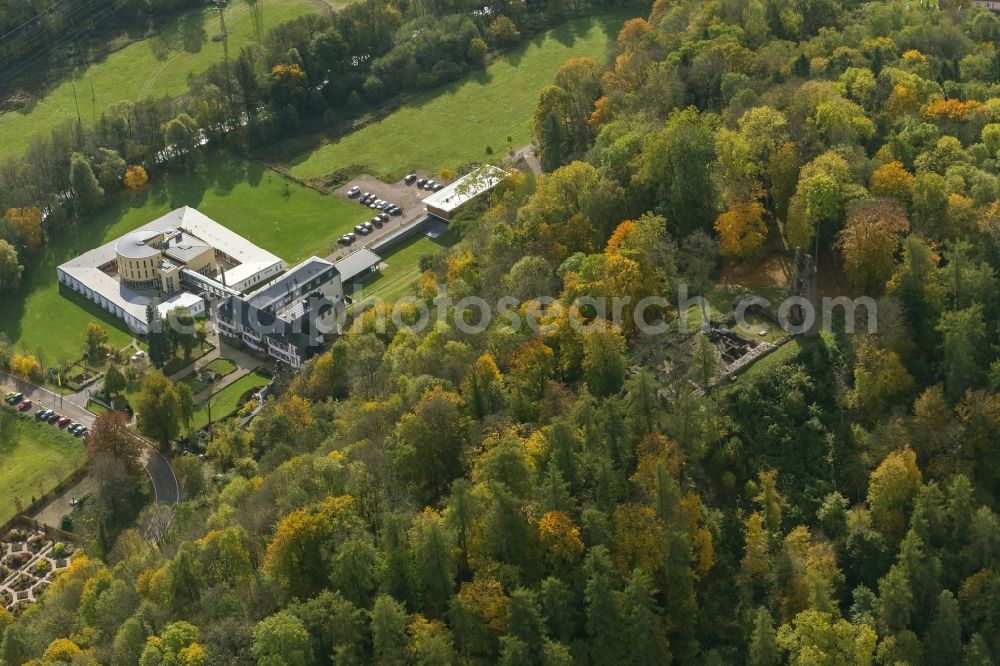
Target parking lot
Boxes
[328,174,439,261]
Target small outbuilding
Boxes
[334,248,382,284]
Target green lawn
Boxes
[206,358,238,376]
[282,13,625,182]
[0,0,332,157]
[349,230,459,309]
[190,370,270,431]
[0,411,87,524]
[0,154,370,361]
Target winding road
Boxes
[1,373,180,506]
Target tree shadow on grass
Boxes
[180,11,209,54]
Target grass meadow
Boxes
[189,369,270,431]
[348,229,459,310]
[278,13,625,182]
[0,0,331,157]
[0,155,370,361]
[0,410,87,524]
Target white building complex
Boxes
[57,207,344,367]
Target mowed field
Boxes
[283,13,625,182]
[0,412,87,524]
[0,155,370,361]
[0,0,332,157]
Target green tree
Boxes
[748,606,779,666]
[370,595,408,665]
[70,152,105,213]
[505,588,547,657]
[252,611,314,666]
[582,327,627,397]
[408,509,455,618]
[937,305,987,400]
[621,568,671,666]
[395,387,470,504]
[926,590,962,665]
[104,365,127,397]
[136,370,183,448]
[584,545,622,663]
[138,621,205,666]
[146,304,172,368]
[534,85,574,171]
[776,610,877,665]
[0,239,22,293]
[636,107,718,235]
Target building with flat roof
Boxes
[216,257,345,368]
[334,248,382,284]
[57,206,284,334]
[424,165,508,221]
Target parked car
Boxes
[18,400,32,411]
[58,417,71,428]
[347,186,361,197]
[433,183,444,191]
[47,413,61,424]
[68,423,81,433]
[424,180,436,190]
[405,174,417,184]
[6,392,23,405]
[416,178,427,187]
[390,206,403,215]
[131,350,145,362]
[354,224,368,234]
[36,408,50,419]
[370,217,383,227]
[337,235,353,246]
[77,428,88,438]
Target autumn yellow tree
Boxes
[866,447,922,541]
[123,165,149,191]
[263,495,362,598]
[869,161,914,204]
[538,510,584,567]
[11,352,42,381]
[715,201,767,259]
[5,207,43,256]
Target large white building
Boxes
[57,207,284,334]
[423,165,508,221]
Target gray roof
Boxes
[57,206,285,326]
[114,231,161,260]
[248,256,337,312]
[163,239,212,264]
[334,248,381,283]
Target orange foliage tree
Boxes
[124,165,149,191]
[5,207,43,256]
[715,201,767,259]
